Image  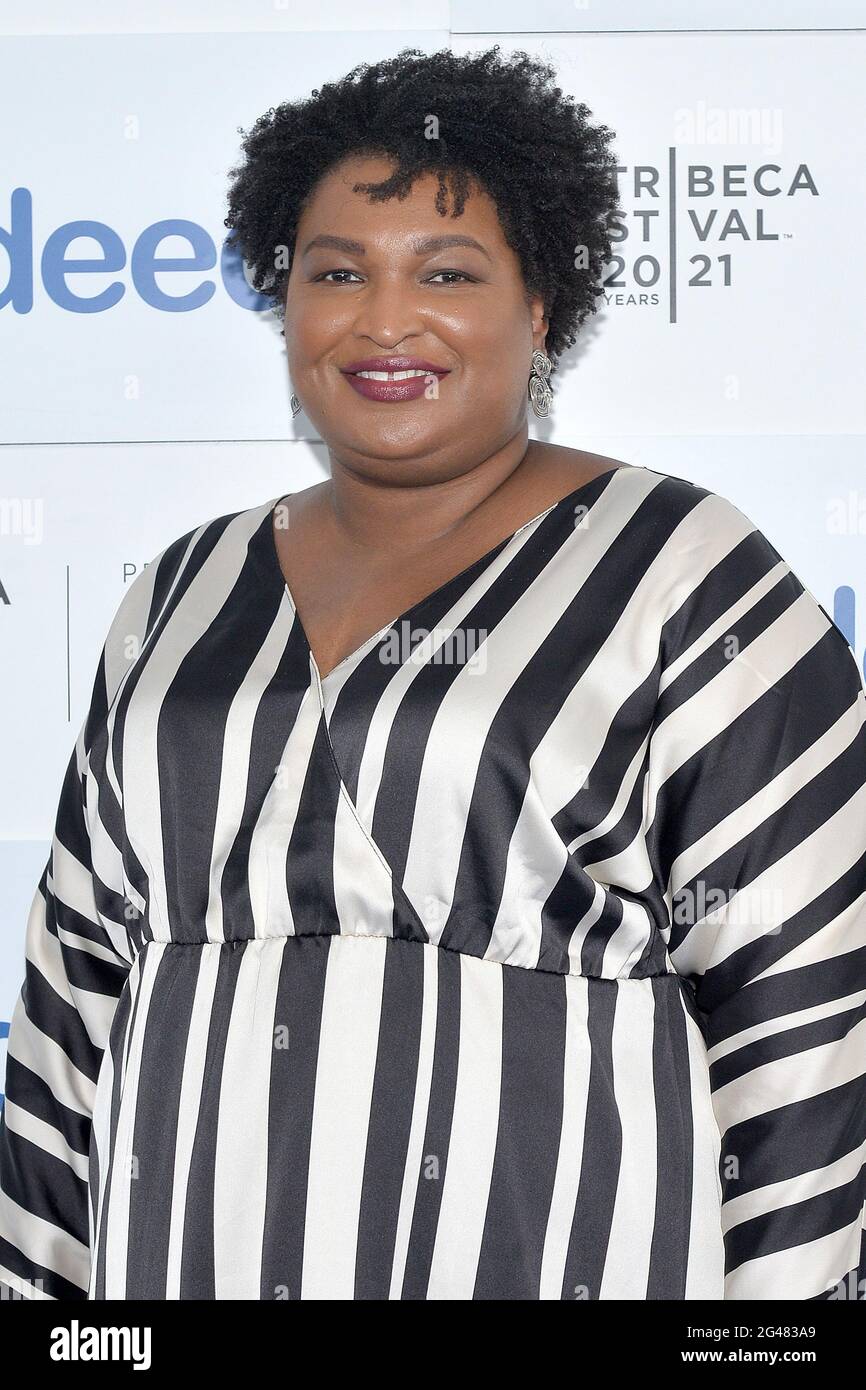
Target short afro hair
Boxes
[224,45,622,374]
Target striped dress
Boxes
[1,463,864,1301]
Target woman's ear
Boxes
[529,292,549,350]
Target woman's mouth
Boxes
[339,357,451,403]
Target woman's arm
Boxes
[0,538,179,1299]
[0,729,135,1298]
[647,511,866,1300]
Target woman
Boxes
[1,47,864,1302]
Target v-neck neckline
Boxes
[267,464,629,684]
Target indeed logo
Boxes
[833,589,866,683]
[0,187,268,314]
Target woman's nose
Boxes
[349,274,428,344]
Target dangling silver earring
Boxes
[528,349,553,417]
[290,392,302,418]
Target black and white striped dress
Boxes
[1,463,864,1301]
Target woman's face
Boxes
[284,154,548,489]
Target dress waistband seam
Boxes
[137,930,681,984]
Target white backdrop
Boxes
[1,0,864,1095]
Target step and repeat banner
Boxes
[1,0,864,1094]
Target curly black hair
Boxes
[223,45,622,374]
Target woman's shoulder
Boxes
[99,495,279,685]
[132,493,279,593]
[566,453,764,548]
[622,462,792,572]
[620,466,857,683]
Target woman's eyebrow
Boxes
[301,233,492,261]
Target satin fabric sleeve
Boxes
[0,551,171,1299]
[647,520,866,1301]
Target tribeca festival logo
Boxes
[604,109,817,322]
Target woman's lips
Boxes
[339,359,451,403]
[342,370,447,402]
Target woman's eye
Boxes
[427,270,475,285]
[313,269,362,283]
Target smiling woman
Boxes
[0,46,864,1305]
